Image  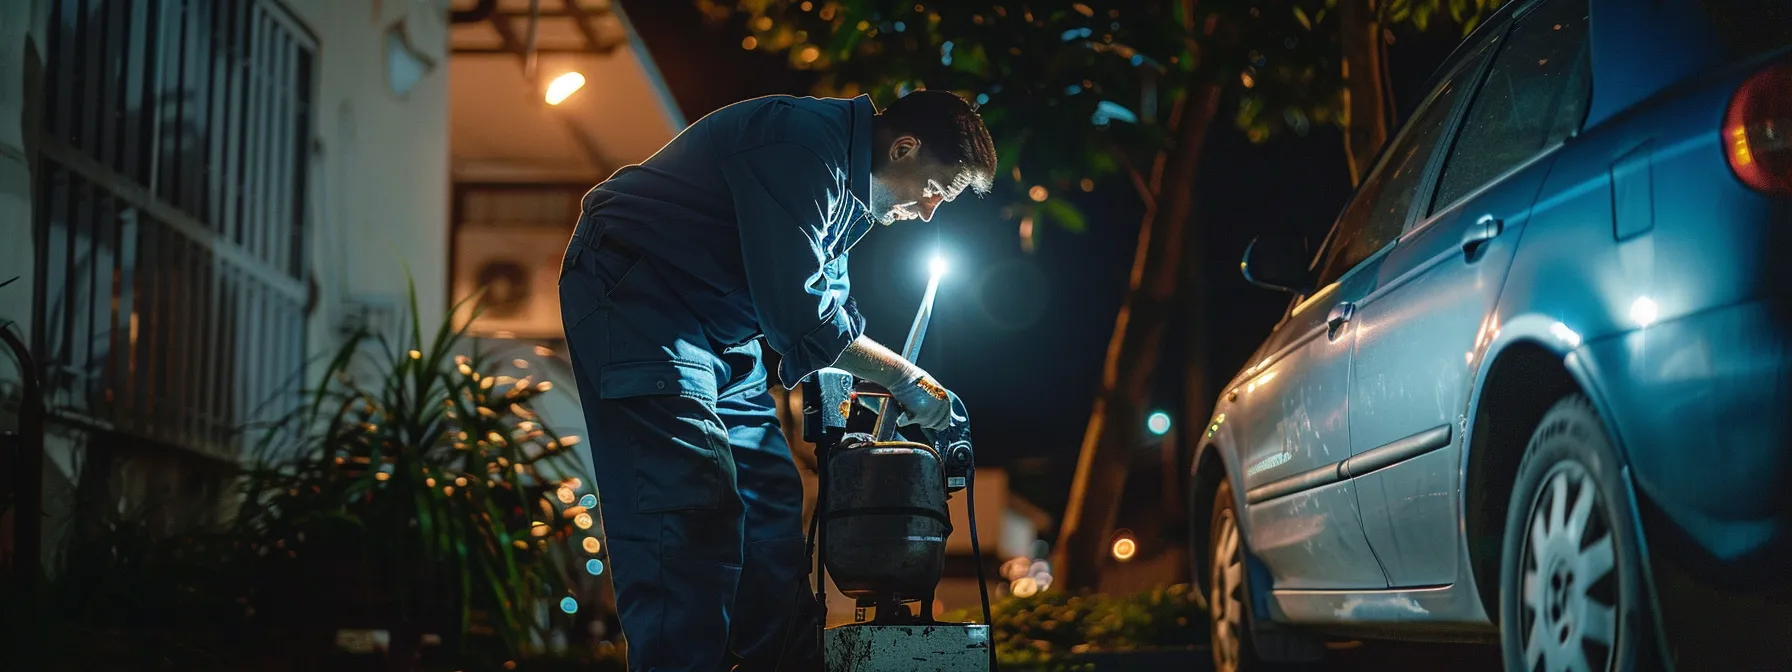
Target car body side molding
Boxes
[1341,425,1453,479]
[1243,424,1454,506]
[1245,462,1344,505]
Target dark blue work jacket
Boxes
[564,94,876,396]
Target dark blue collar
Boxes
[835,94,877,255]
[848,94,875,209]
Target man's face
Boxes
[868,136,971,225]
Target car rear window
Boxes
[1702,0,1792,58]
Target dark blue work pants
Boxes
[559,225,817,671]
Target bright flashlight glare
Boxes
[546,72,586,105]
[1630,296,1659,327]
[929,255,949,279]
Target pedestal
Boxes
[823,623,992,672]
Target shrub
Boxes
[230,284,600,665]
[944,583,1204,669]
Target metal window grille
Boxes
[34,0,316,459]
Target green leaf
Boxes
[1039,198,1088,233]
[406,275,424,359]
[1388,0,1412,23]
[952,43,991,77]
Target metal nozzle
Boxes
[872,259,946,441]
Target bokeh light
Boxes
[560,597,579,614]
[1111,535,1137,561]
[1001,557,1030,581]
[1147,411,1172,436]
[545,72,585,105]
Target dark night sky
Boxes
[618,1,1465,513]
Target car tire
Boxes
[1498,394,1658,672]
[1210,480,1318,672]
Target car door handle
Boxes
[1326,301,1356,338]
[1461,214,1503,256]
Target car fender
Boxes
[1460,311,1672,661]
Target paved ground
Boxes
[1317,641,1505,671]
[1063,641,1507,671]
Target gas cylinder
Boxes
[822,439,950,602]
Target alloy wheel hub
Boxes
[1520,466,1618,672]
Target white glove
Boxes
[830,336,964,431]
[891,369,962,430]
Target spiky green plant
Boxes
[233,281,599,662]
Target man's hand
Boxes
[890,371,963,430]
[831,336,963,431]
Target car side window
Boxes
[1312,35,1498,290]
[1430,0,1592,212]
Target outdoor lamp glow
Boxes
[1111,532,1137,561]
[546,72,586,105]
[929,253,949,279]
[1147,411,1172,436]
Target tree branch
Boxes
[1111,148,1156,213]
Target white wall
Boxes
[289,0,451,369]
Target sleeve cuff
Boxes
[775,299,865,389]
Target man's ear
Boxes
[889,135,921,162]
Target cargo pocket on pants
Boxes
[600,360,737,514]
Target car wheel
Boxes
[1211,480,1266,672]
[1498,394,1656,672]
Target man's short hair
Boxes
[877,90,998,195]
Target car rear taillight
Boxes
[1725,63,1792,195]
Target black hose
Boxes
[965,464,998,671]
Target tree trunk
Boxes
[1167,198,1213,584]
[1052,81,1220,590]
[1340,0,1391,187]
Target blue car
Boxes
[1187,1,1790,670]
